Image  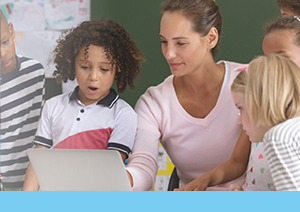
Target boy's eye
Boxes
[2,39,9,45]
[101,68,109,72]
[81,66,89,69]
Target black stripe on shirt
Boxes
[107,142,131,156]
[3,181,24,189]
[0,75,44,98]
[1,63,43,85]
[1,88,43,112]
[0,102,42,123]
[0,143,34,156]
[1,129,37,143]
[0,156,29,167]
[0,116,40,135]
[34,136,53,147]
[1,168,27,177]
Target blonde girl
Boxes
[245,54,300,190]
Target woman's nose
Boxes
[163,45,176,60]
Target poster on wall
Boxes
[45,0,90,30]
[0,0,45,31]
[0,0,90,86]
[14,31,61,78]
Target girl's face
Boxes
[159,11,211,77]
[262,29,300,68]
[231,91,270,143]
[280,7,296,17]
[75,45,115,106]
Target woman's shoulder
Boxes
[218,60,244,71]
[135,75,174,112]
[143,75,174,98]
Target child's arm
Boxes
[119,152,127,163]
[175,130,251,191]
[22,145,49,191]
[229,184,244,191]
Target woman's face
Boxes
[262,29,300,68]
[159,11,212,77]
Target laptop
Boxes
[27,149,132,191]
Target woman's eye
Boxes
[177,42,186,46]
[161,40,167,44]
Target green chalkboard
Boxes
[91,0,280,107]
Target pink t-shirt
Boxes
[127,61,246,191]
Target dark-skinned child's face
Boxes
[1,19,17,74]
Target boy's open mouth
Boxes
[89,87,98,91]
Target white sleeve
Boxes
[126,92,162,191]
[107,107,137,157]
[33,101,53,148]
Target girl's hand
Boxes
[229,184,244,191]
[174,176,210,191]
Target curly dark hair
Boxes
[52,18,144,93]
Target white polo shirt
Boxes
[33,87,136,156]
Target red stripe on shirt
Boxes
[53,128,113,149]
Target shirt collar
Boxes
[69,86,119,108]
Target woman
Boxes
[126,0,249,191]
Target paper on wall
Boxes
[45,0,90,30]
[15,30,61,77]
[1,0,45,31]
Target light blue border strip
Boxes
[1,191,299,212]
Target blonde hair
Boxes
[231,71,247,94]
[246,54,300,127]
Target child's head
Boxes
[0,9,17,74]
[277,0,300,16]
[232,54,300,142]
[247,54,300,134]
[231,70,262,142]
[53,18,144,101]
[262,16,300,68]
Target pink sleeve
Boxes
[126,92,161,191]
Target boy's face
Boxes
[1,20,17,74]
[75,44,116,106]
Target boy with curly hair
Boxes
[23,18,144,191]
[0,9,45,190]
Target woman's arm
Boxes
[176,130,251,191]
[125,91,162,191]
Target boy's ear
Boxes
[8,22,15,39]
[206,27,218,50]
